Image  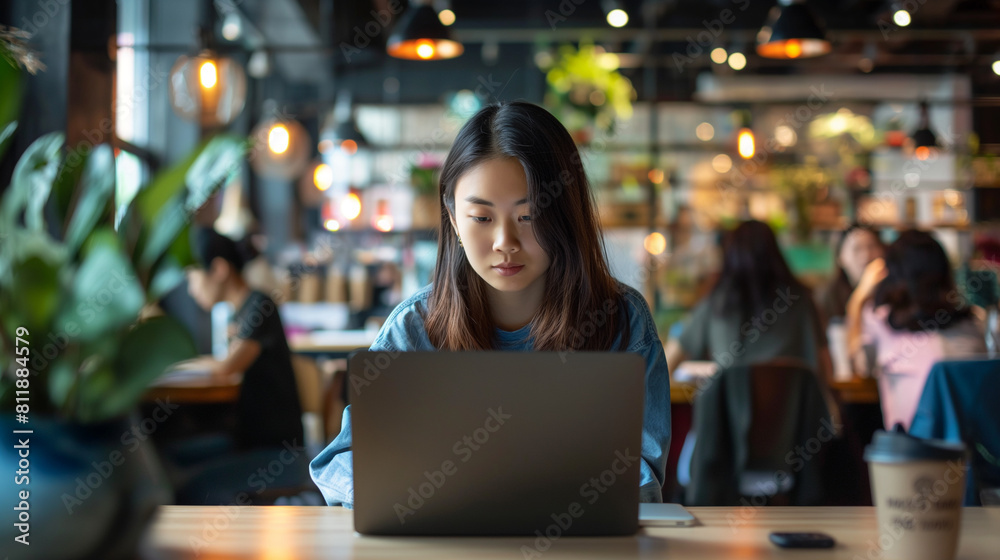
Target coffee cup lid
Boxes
[864,424,966,463]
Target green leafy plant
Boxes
[409,155,441,197]
[769,162,832,242]
[539,41,636,136]
[0,36,249,423]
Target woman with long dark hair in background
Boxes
[665,220,832,380]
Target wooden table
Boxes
[139,505,1000,559]
[288,329,378,355]
[670,376,879,404]
[143,357,242,404]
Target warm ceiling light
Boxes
[648,168,665,184]
[342,193,362,220]
[313,163,333,191]
[416,40,435,59]
[252,116,311,179]
[607,9,629,27]
[710,47,728,64]
[728,52,747,70]
[644,233,666,255]
[199,61,217,88]
[737,128,755,159]
[221,12,242,41]
[374,215,395,232]
[387,2,463,60]
[696,122,715,141]
[893,10,911,27]
[340,139,358,155]
[774,125,797,147]
[783,39,803,58]
[268,124,290,154]
[992,59,1000,76]
[438,9,456,26]
[374,200,394,232]
[756,0,831,60]
[712,154,733,173]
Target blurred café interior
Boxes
[3,0,1000,520]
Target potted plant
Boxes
[409,154,441,230]
[0,28,247,560]
[537,41,636,143]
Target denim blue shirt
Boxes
[309,282,671,507]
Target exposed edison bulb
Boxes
[416,40,435,60]
[737,128,755,159]
[438,9,456,26]
[199,61,217,89]
[313,163,333,191]
[341,193,362,221]
[607,9,628,27]
[267,124,290,154]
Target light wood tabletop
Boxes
[288,329,379,354]
[139,505,1000,559]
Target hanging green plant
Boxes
[539,41,636,137]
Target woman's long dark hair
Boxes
[424,101,630,351]
[709,220,806,320]
[874,230,970,331]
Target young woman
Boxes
[816,224,884,328]
[310,102,671,506]
[847,230,985,430]
[665,220,832,382]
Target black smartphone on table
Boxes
[769,532,836,549]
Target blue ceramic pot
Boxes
[1,412,172,560]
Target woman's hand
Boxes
[846,258,886,360]
[853,258,887,302]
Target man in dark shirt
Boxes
[229,289,304,448]
[168,227,308,504]
[186,226,304,449]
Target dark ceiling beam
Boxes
[448,27,1000,43]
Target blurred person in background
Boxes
[160,227,307,504]
[847,230,985,431]
[816,224,884,329]
[665,220,832,382]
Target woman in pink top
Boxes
[848,230,985,431]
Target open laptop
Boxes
[349,351,645,536]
